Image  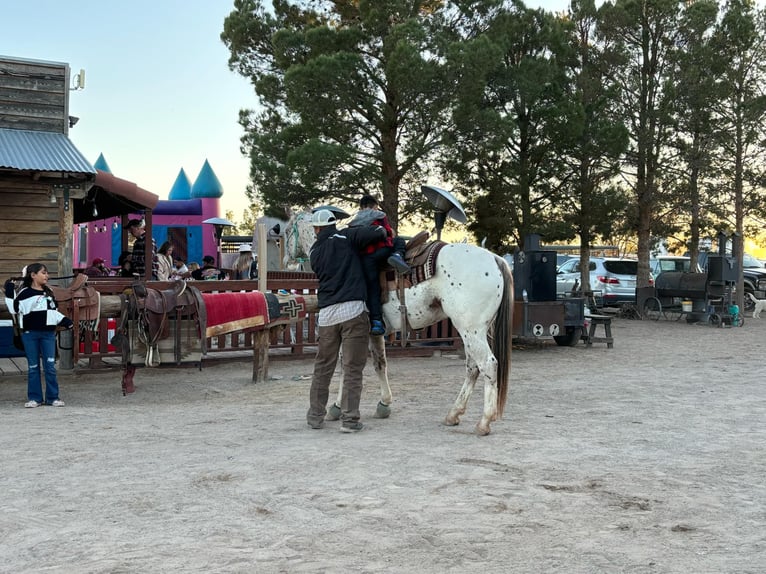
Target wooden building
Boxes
[0,55,157,280]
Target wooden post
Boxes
[252,330,270,383]
[58,198,74,370]
[144,209,153,280]
[255,223,269,381]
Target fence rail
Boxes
[79,272,462,367]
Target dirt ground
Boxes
[1,314,765,574]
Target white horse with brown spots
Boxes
[284,211,514,435]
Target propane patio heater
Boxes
[421,185,467,241]
[202,217,235,268]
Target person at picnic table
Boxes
[124,219,158,280]
[83,257,109,277]
[171,258,190,280]
[347,194,410,335]
[306,209,387,433]
[118,251,135,278]
[4,263,73,408]
[230,244,258,280]
[191,255,226,280]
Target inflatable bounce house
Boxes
[75,154,224,270]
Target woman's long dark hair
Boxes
[22,263,54,296]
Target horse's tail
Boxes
[492,255,514,418]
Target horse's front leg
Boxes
[327,347,344,420]
[326,334,392,419]
[369,334,392,418]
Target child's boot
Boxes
[370,319,386,336]
[387,252,410,274]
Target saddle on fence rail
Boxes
[50,273,101,363]
[117,280,207,369]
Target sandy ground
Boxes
[1,314,765,574]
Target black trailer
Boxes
[639,254,743,327]
[512,234,586,346]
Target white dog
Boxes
[746,292,766,318]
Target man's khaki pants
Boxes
[307,311,370,427]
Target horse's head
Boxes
[282,211,316,270]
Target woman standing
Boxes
[157,242,174,281]
[231,244,258,280]
[9,263,73,408]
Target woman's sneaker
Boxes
[24,400,41,408]
[50,399,65,407]
[370,320,386,336]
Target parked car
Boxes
[556,257,649,306]
[556,253,574,267]
[650,256,696,276]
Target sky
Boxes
[1,0,568,219]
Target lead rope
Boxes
[398,279,407,348]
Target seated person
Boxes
[171,258,190,280]
[191,255,226,280]
[84,257,110,277]
[117,252,135,278]
[347,194,409,335]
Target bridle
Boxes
[286,212,311,268]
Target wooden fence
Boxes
[79,272,462,368]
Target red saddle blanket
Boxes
[202,292,269,337]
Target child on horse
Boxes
[347,194,410,336]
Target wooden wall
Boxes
[0,56,69,134]
[0,180,69,279]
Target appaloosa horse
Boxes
[284,211,514,435]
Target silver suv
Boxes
[557,257,649,306]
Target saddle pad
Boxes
[203,291,269,337]
[265,292,308,326]
[410,241,446,286]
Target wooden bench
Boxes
[585,314,613,348]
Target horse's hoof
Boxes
[374,401,391,419]
[443,416,459,427]
[326,403,341,421]
[475,423,491,436]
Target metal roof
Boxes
[0,128,95,174]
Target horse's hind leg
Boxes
[444,353,479,427]
[444,334,498,435]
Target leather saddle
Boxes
[128,280,207,368]
[50,273,101,363]
[380,232,446,297]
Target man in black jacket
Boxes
[306,209,386,433]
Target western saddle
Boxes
[50,273,101,363]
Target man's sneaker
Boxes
[50,399,65,407]
[307,420,325,430]
[24,400,41,408]
[387,253,410,274]
[340,422,364,433]
[370,320,386,336]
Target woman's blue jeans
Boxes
[21,330,59,403]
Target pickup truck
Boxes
[696,251,766,309]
